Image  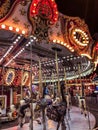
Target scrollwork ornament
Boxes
[0,0,10,19]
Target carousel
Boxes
[0,0,97,130]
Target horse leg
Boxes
[56,121,61,130]
[61,120,66,130]
[42,109,46,130]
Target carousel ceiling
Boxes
[0,0,97,81]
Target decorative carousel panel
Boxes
[22,71,29,86]
[5,69,15,86]
[29,0,58,41]
[0,0,32,37]
[13,69,22,86]
[30,0,58,23]
[63,16,93,58]
[0,95,7,109]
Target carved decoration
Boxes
[29,0,58,41]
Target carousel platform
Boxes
[2,106,96,130]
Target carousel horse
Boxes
[18,99,31,128]
[46,83,67,130]
[7,104,18,120]
[33,85,52,124]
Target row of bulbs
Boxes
[0,35,22,63]
[4,37,37,67]
[33,55,81,68]
[53,39,74,52]
[0,24,26,35]
[72,28,89,46]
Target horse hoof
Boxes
[20,123,23,128]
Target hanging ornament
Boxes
[30,0,58,24]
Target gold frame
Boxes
[0,95,7,109]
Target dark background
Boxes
[55,0,98,37]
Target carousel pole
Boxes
[38,57,43,95]
[29,37,34,130]
[38,55,46,130]
[55,50,61,98]
[78,63,91,129]
[52,47,62,99]
[1,66,4,95]
[52,72,55,98]
[21,68,24,100]
[77,63,83,97]
[64,67,67,93]
[0,66,4,130]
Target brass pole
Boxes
[55,50,61,99]
[38,58,46,130]
[21,68,23,100]
[38,58,43,96]
[78,63,82,97]
[52,72,55,97]
[29,38,33,130]
[64,67,67,93]
[1,67,4,95]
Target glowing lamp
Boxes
[1,24,6,29]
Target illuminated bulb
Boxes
[34,3,36,6]
[71,49,74,52]
[61,42,63,45]
[73,31,76,35]
[22,30,25,34]
[53,39,56,43]
[1,24,6,29]
[32,10,35,13]
[86,41,89,44]
[57,40,60,43]
[9,26,13,30]
[53,4,56,8]
[55,11,58,14]
[18,36,21,39]
[54,18,57,21]
[13,41,17,44]
[31,39,34,42]
[33,36,36,40]
[16,39,19,42]
[64,43,66,46]
[69,47,72,50]
[16,28,19,32]
[86,37,89,40]
[67,45,69,48]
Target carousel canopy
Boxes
[0,0,97,82]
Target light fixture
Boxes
[1,24,6,29]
